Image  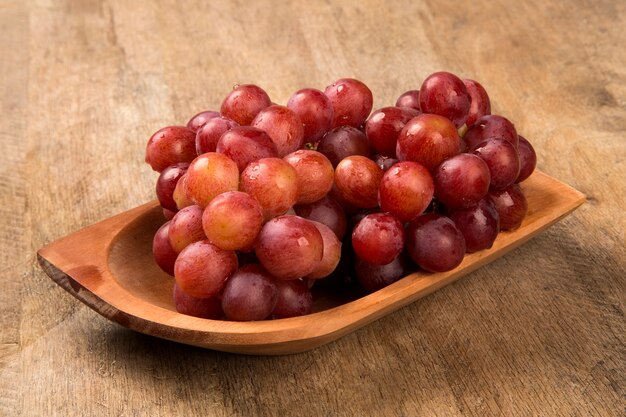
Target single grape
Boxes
[185,152,239,208]
[240,157,298,220]
[145,126,197,172]
[172,173,194,210]
[334,155,383,209]
[272,279,313,318]
[153,221,178,276]
[395,90,420,111]
[173,283,223,319]
[316,126,370,167]
[352,213,404,265]
[406,213,466,272]
[473,138,520,190]
[463,114,519,150]
[255,215,323,280]
[174,240,238,298]
[365,106,420,158]
[447,197,500,252]
[251,105,304,157]
[287,88,334,143]
[378,161,434,223]
[168,205,207,253]
[324,78,373,128]
[220,84,271,125]
[293,196,347,240]
[355,254,406,293]
[516,135,537,182]
[156,163,189,212]
[221,264,279,321]
[283,150,334,204]
[434,153,491,209]
[488,184,528,230]
[195,116,239,155]
[216,126,278,172]
[306,221,342,279]
[186,110,220,133]
[202,191,264,251]
[463,79,491,126]
[419,71,471,128]
[396,113,461,173]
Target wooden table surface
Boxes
[1,0,624,416]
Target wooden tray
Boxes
[37,171,585,355]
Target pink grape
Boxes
[196,116,239,155]
[152,221,178,276]
[172,173,194,210]
[272,279,313,318]
[186,110,220,133]
[365,106,420,158]
[419,71,471,128]
[287,88,334,143]
[378,161,434,223]
[216,126,278,172]
[434,153,491,209]
[156,163,189,211]
[221,264,279,321]
[185,152,239,208]
[463,79,491,126]
[173,283,223,319]
[251,105,305,157]
[293,196,347,240]
[406,213,466,272]
[145,126,197,172]
[334,155,383,209]
[516,135,537,182]
[220,84,271,125]
[488,184,528,230]
[168,205,206,253]
[395,90,421,111]
[473,138,520,190]
[352,213,404,265]
[283,150,334,204]
[324,78,373,128]
[306,221,342,279]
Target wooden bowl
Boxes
[37,171,584,355]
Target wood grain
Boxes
[1,0,624,415]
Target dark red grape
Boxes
[156,163,189,211]
[473,138,520,190]
[334,155,383,209]
[216,126,278,172]
[516,135,537,182]
[324,78,373,128]
[195,116,239,155]
[145,126,197,172]
[419,71,471,128]
[153,221,178,276]
[463,114,519,150]
[306,221,342,279]
[173,283,223,319]
[373,154,399,171]
[283,150,334,204]
[355,254,406,293]
[293,196,347,240]
[396,114,461,173]
[168,205,207,253]
[378,161,434,223]
[316,126,370,167]
[221,264,278,321]
[272,279,313,319]
[220,84,271,125]
[488,184,528,230]
[462,79,491,126]
[186,110,220,133]
[395,90,420,111]
[287,88,334,143]
[406,213,466,272]
[447,198,500,252]
[163,208,176,220]
[352,213,404,265]
[365,106,420,157]
[251,105,304,157]
[434,154,491,209]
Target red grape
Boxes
[196,116,239,155]
[152,221,178,276]
[316,126,370,167]
[293,196,347,240]
[220,84,271,125]
[355,255,406,293]
[307,221,342,279]
[352,213,404,265]
[145,126,197,172]
[488,184,528,230]
[156,163,189,212]
[516,135,537,182]
[334,155,383,209]
[378,161,434,223]
[365,106,420,158]
[162,208,176,220]
[185,152,239,208]
[447,198,500,252]
[283,150,334,204]
[202,191,264,251]
[221,264,279,321]
[287,88,334,142]
[396,114,461,173]
[168,205,206,253]
[174,240,238,298]
[186,110,220,133]
[173,283,223,319]
[172,173,194,210]
[395,90,420,111]
[406,213,466,272]
[272,279,313,318]
[419,71,471,128]
[240,157,298,220]
[251,105,304,157]
[324,78,373,128]
[216,126,278,172]
[434,153,491,209]
[463,79,491,126]
[463,114,519,150]
[473,138,520,190]
[255,215,323,280]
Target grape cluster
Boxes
[146,72,537,321]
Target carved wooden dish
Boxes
[37,171,584,355]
